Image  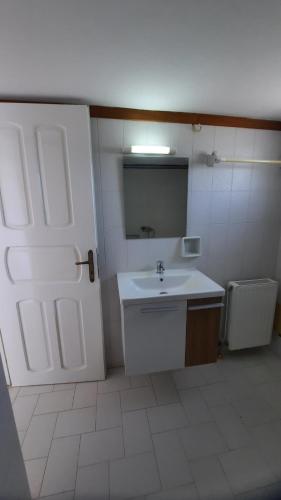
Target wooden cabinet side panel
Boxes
[186,307,221,366]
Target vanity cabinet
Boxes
[185,297,224,366]
[121,300,187,375]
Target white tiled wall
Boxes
[91,118,281,367]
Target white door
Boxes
[0,103,105,386]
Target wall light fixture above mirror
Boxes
[130,145,171,155]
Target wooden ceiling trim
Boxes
[90,105,281,131]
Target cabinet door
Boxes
[123,301,187,375]
[186,297,223,366]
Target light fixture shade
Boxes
[130,145,170,155]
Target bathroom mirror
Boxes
[123,155,188,239]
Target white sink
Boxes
[132,274,190,291]
[117,268,225,304]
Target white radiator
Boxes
[226,278,278,350]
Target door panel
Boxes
[7,246,80,283]
[55,298,86,370]
[17,299,52,372]
[36,125,73,227]
[0,103,105,385]
[0,125,31,228]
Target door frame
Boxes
[0,331,11,385]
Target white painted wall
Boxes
[91,118,281,367]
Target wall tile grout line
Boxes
[73,433,82,497]
[18,393,40,448]
[38,411,60,498]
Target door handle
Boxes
[75,250,95,282]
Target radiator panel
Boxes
[227,279,278,350]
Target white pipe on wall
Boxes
[206,151,281,167]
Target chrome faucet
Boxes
[156,260,165,275]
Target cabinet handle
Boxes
[141,307,178,314]
[188,303,224,311]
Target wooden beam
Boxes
[90,105,281,131]
[0,101,280,131]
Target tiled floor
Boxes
[9,349,281,499]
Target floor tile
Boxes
[35,390,74,415]
[219,352,262,377]
[130,374,151,388]
[75,462,109,500]
[109,452,160,498]
[8,386,20,403]
[235,487,270,500]
[190,456,234,499]
[25,458,47,499]
[218,359,250,381]
[121,387,156,411]
[96,392,121,430]
[17,429,26,446]
[231,395,279,427]
[39,492,74,500]
[200,382,229,407]
[72,382,97,409]
[173,366,206,389]
[13,395,38,431]
[123,409,153,456]
[179,422,227,460]
[200,362,225,384]
[153,431,193,489]
[263,353,281,379]
[179,388,213,424]
[219,447,275,494]
[22,413,57,460]
[10,352,281,500]
[19,385,53,396]
[151,372,179,404]
[146,483,199,500]
[79,427,124,466]
[54,407,96,438]
[210,404,252,449]
[250,422,281,479]
[147,403,188,434]
[256,381,281,412]
[258,481,281,499]
[242,364,273,386]
[98,368,131,393]
[227,378,257,403]
[40,436,80,497]
[53,383,76,392]
[236,482,281,500]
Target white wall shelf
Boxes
[181,236,201,258]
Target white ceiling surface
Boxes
[1,0,281,119]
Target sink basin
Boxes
[117,268,225,304]
[132,275,190,291]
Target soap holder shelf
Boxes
[181,236,201,258]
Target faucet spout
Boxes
[156,260,165,275]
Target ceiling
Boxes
[1,0,281,119]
